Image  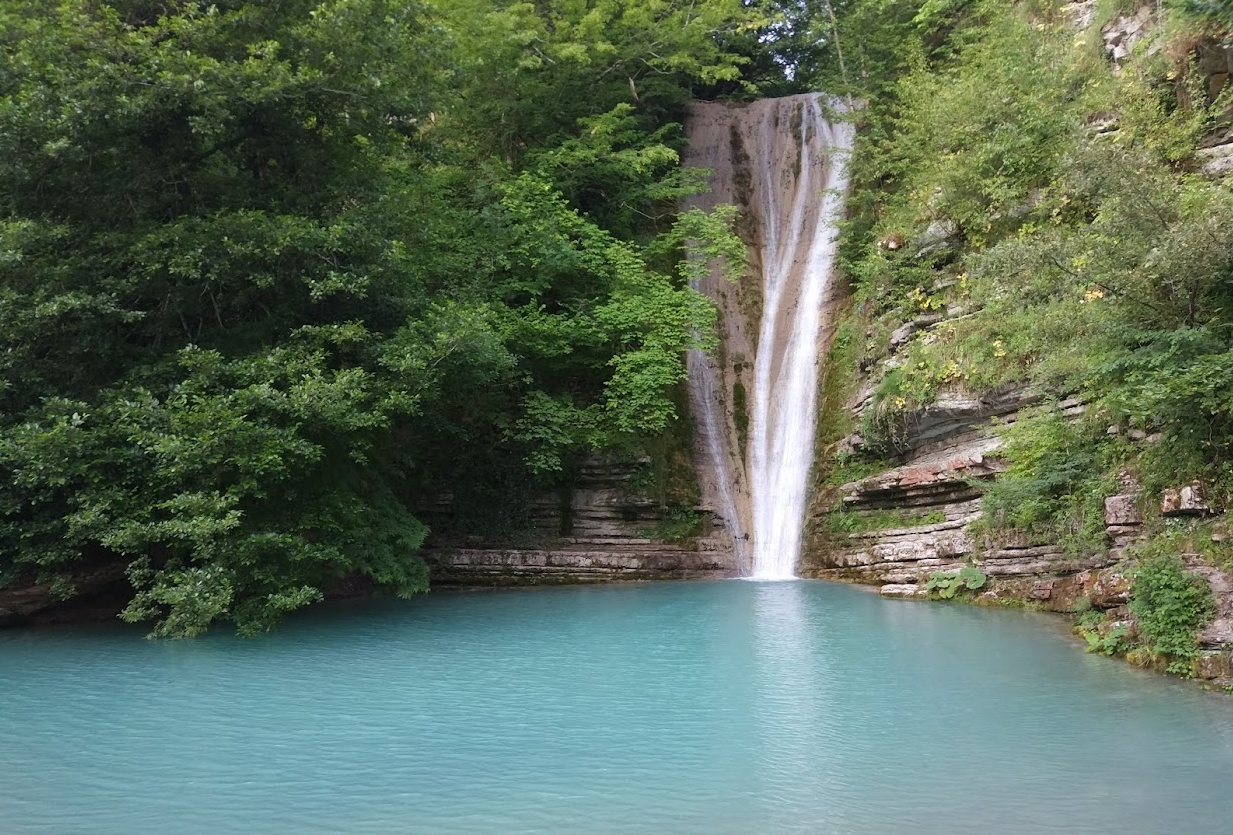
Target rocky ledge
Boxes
[422,456,736,587]
[802,380,1233,684]
[0,562,131,628]
[803,389,1093,587]
[425,541,732,586]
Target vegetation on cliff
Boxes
[831,0,1232,480]
[818,0,1233,669]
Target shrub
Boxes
[651,506,707,543]
[1074,609,1133,656]
[975,408,1115,556]
[1173,1,1233,27]
[925,565,988,599]
[1129,554,1216,673]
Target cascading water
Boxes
[748,97,853,579]
[686,344,749,572]
[685,94,853,580]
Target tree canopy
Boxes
[0,0,753,635]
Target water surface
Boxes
[3,580,1233,834]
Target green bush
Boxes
[1074,609,1133,656]
[1129,554,1216,673]
[1173,1,1233,27]
[731,380,749,462]
[975,408,1115,556]
[650,506,708,544]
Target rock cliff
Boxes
[798,1,1233,684]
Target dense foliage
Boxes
[820,0,1233,553]
[0,0,760,635]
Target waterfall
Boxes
[685,94,853,580]
[686,344,750,573]
[748,97,853,579]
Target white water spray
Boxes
[685,94,853,580]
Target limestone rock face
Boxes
[425,545,732,586]
[1187,562,1233,650]
[422,456,738,586]
[889,315,944,351]
[0,563,130,628]
[1193,651,1233,682]
[1064,0,1097,30]
[1088,569,1132,608]
[1101,6,1156,64]
[1199,618,1233,647]
[1197,142,1233,179]
[804,385,1064,588]
[1195,39,1233,99]
[801,373,1148,618]
[880,584,925,599]
[914,219,960,259]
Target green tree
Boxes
[442,0,766,163]
[0,0,745,635]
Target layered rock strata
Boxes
[422,457,736,586]
[802,376,1233,681]
[802,390,1103,590]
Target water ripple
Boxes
[3,581,1233,834]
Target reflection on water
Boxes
[3,580,1233,835]
[751,581,832,829]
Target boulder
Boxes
[1161,482,1211,516]
[1030,579,1055,600]
[1089,569,1132,608]
[1193,652,1233,681]
[888,313,944,351]
[1104,494,1141,526]
[1212,521,1229,544]
[1064,0,1097,31]
[1195,40,1233,81]
[888,320,919,350]
[1198,617,1233,648]
[1101,6,1155,64]
[1197,143,1233,179]
[914,219,959,259]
